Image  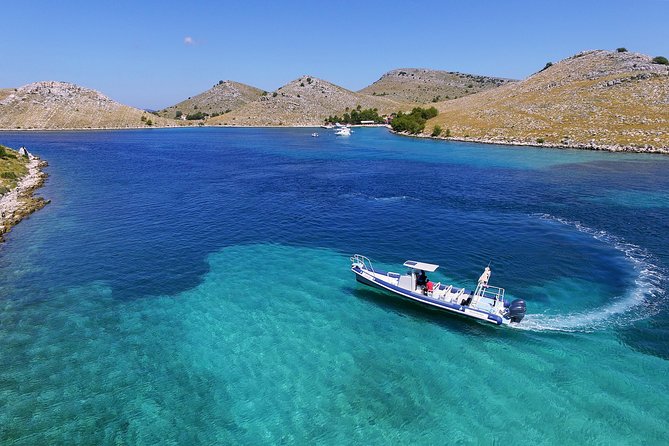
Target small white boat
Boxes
[350,255,526,326]
[312,132,319,137]
[321,124,334,129]
[335,127,351,136]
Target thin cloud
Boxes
[184,36,194,45]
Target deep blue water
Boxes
[1,127,668,444]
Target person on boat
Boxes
[478,266,491,287]
[416,270,428,291]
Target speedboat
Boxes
[350,255,526,326]
[335,127,351,136]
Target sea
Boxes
[0,127,668,444]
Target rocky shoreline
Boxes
[392,130,669,155]
[0,155,49,243]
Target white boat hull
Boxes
[351,264,510,326]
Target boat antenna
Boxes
[487,259,492,268]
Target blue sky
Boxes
[2,0,668,109]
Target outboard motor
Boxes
[508,299,526,323]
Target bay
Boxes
[1,127,668,444]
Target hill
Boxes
[158,80,265,119]
[359,68,514,104]
[425,50,669,152]
[209,76,409,126]
[0,82,177,130]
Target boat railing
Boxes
[351,254,375,273]
[474,284,505,301]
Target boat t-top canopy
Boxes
[403,260,439,272]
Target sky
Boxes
[1,0,668,109]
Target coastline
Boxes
[3,124,668,154]
[390,130,669,155]
[0,154,49,243]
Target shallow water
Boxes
[1,127,668,444]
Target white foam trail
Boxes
[341,192,414,202]
[514,214,666,333]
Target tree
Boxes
[389,107,439,134]
[175,111,183,118]
[616,47,628,53]
[652,56,669,65]
[431,125,442,137]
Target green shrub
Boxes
[445,129,451,137]
[0,186,10,195]
[540,62,553,72]
[272,92,278,97]
[536,138,545,144]
[1,171,17,179]
[0,146,6,158]
[389,107,439,134]
[616,47,628,53]
[175,111,182,118]
[186,111,207,120]
[652,56,669,65]
[431,125,442,137]
[146,119,153,126]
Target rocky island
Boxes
[1,49,667,153]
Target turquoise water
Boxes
[1,128,668,444]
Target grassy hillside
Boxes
[209,76,409,126]
[158,80,264,119]
[426,50,669,151]
[0,82,178,130]
[0,145,29,195]
[359,68,514,104]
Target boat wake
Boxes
[341,192,415,202]
[514,214,666,333]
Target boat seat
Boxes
[453,288,466,304]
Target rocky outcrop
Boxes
[0,151,49,243]
[425,50,669,152]
[0,81,177,130]
[359,68,515,104]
